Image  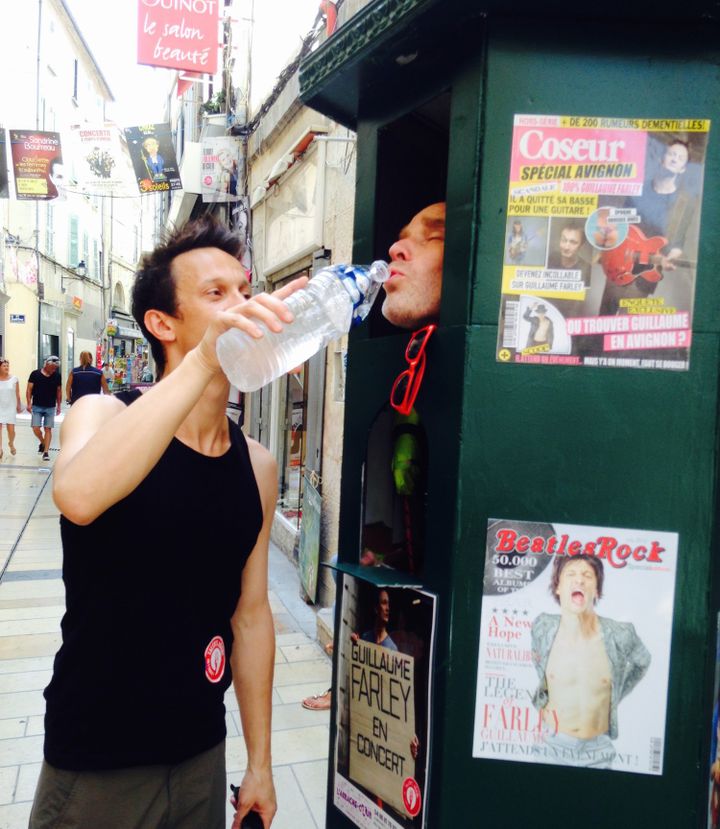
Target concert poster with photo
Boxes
[496,114,710,371]
[9,130,64,200]
[124,123,182,194]
[333,574,436,829]
[472,518,677,775]
[71,124,129,194]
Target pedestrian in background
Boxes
[101,361,115,391]
[0,358,21,459]
[26,356,62,462]
[66,351,110,404]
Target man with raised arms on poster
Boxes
[531,554,651,768]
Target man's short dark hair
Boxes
[549,553,604,604]
[558,219,584,238]
[131,216,244,378]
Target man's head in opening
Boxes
[550,554,604,615]
[131,217,247,380]
[557,221,584,266]
[382,202,446,330]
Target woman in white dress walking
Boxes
[0,359,22,459]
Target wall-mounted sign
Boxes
[124,124,182,194]
[0,130,8,199]
[137,0,220,74]
[496,115,710,371]
[9,314,25,323]
[70,124,129,194]
[201,136,242,203]
[473,518,677,775]
[10,130,64,201]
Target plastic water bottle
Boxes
[216,261,389,391]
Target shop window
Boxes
[278,365,308,526]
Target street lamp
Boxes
[61,261,87,293]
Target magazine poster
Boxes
[472,518,678,775]
[70,124,129,194]
[124,123,182,193]
[0,129,8,198]
[333,575,436,829]
[707,614,720,828]
[201,136,242,203]
[496,114,710,371]
[9,130,64,200]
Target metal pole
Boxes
[35,0,43,365]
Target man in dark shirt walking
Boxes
[26,356,62,461]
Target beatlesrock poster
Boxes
[333,575,436,829]
[472,518,677,775]
[496,114,710,371]
[124,123,182,193]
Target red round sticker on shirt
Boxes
[402,777,422,817]
[204,635,226,683]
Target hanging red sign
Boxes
[137,0,220,75]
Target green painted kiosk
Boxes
[300,1,720,826]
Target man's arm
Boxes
[230,440,277,829]
[53,280,305,526]
[100,374,110,395]
[65,373,73,405]
[56,377,62,413]
[26,380,33,412]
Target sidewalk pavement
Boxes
[0,417,332,828]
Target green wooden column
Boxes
[302,2,720,826]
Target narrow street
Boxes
[0,416,331,828]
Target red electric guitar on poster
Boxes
[600,224,668,286]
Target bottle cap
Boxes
[337,261,389,325]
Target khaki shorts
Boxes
[29,741,226,829]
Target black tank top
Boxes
[44,391,263,770]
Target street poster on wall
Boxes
[298,474,321,603]
[137,0,220,75]
[496,114,710,371]
[124,124,182,194]
[9,130,64,200]
[333,574,436,829]
[472,518,677,775]
[70,124,129,194]
[0,130,8,198]
[201,136,242,203]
